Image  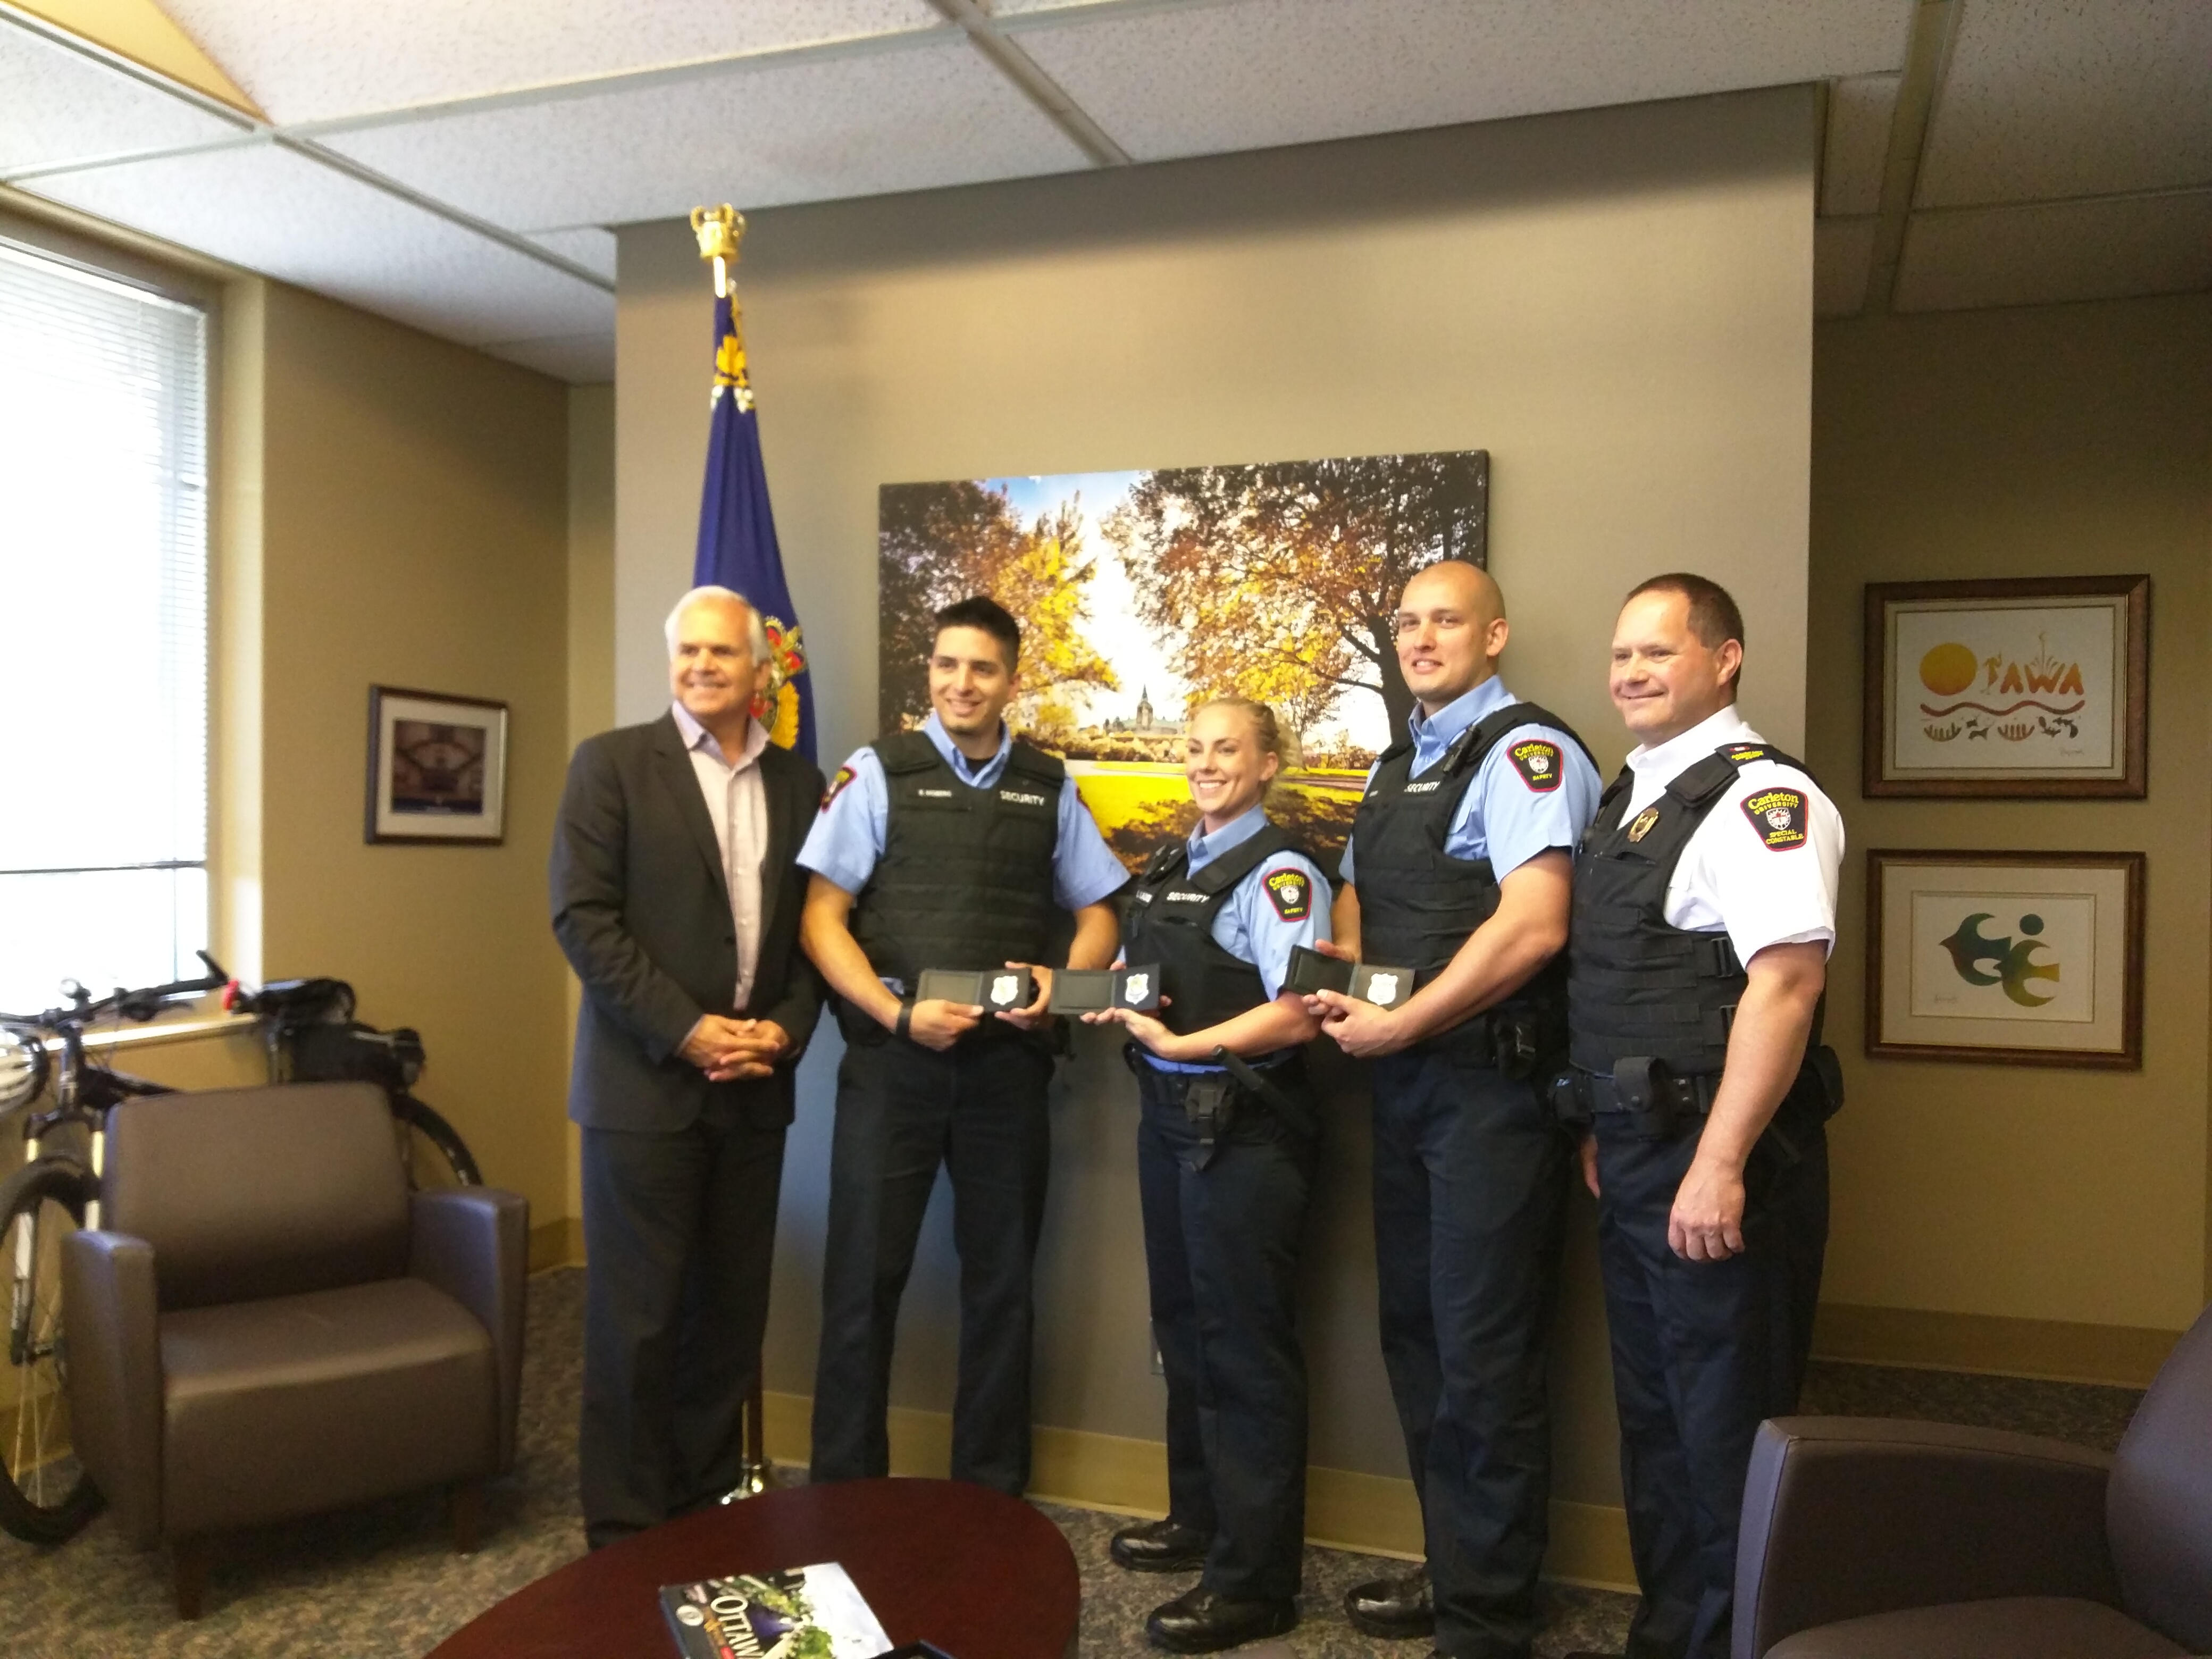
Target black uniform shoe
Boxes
[1110,1517,1213,1573]
[1343,1565,1434,1638]
[1144,1586,1298,1653]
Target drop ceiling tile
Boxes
[527,226,618,281]
[22,144,611,345]
[1814,215,1876,316]
[1822,74,1897,216]
[314,41,1091,230]
[1013,0,1915,162]
[1916,0,2212,207]
[160,0,945,123]
[0,22,245,176]
[481,330,615,383]
[1895,191,2212,312]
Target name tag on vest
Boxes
[915,787,954,798]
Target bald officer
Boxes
[1308,560,1602,1659]
[798,593,1126,1496]
[1562,574,1843,1659]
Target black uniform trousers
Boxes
[1371,1038,1571,1659]
[1136,1057,1319,1603]
[1591,1078,1830,1659]
[579,1085,787,1550]
[810,1029,1054,1494]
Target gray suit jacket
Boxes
[550,713,824,1133]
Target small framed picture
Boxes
[365,686,509,845]
[1865,849,2144,1069]
[1863,575,2149,797]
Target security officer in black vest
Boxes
[1560,574,1842,1659]
[1087,697,1333,1654]
[798,595,1127,1495]
[1307,561,1602,1659]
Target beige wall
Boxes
[613,85,1816,1556]
[1808,295,2212,1338]
[238,282,575,1229]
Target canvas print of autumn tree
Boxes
[877,449,1488,871]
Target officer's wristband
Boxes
[895,1000,914,1042]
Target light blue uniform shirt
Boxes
[1139,803,1331,1073]
[1185,804,1332,1000]
[798,712,1129,930]
[1338,677,1602,885]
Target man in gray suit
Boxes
[550,585,824,1548]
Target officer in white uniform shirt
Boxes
[1559,574,1844,1659]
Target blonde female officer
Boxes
[1088,697,1331,1654]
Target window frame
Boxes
[0,207,232,1020]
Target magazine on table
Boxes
[660,1561,891,1659]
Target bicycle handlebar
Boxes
[0,950,230,1032]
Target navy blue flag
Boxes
[692,291,815,761]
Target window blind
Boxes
[0,239,209,1014]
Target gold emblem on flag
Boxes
[751,616,808,749]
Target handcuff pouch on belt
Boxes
[1611,1055,1690,1139]
[1487,1006,1554,1080]
[1182,1073,1238,1152]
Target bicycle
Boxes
[222,975,481,1190]
[0,954,228,1543]
[0,959,484,1543]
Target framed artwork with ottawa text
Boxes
[1866,849,2144,1069]
[1863,575,2149,798]
[365,686,509,845]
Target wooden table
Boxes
[426,1477,1080,1659]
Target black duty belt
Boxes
[1574,1065,1721,1117]
[1127,1045,1302,1160]
[1548,1057,1721,1139]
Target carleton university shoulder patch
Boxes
[820,765,855,813]
[1507,738,1563,792]
[1263,867,1312,921]
[1741,787,1808,851]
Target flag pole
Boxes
[693,200,773,1501]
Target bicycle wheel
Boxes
[392,1094,481,1189]
[0,1158,100,1543]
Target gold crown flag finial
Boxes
[690,204,745,297]
[691,204,754,410]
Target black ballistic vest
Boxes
[1348,701,1594,1010]
[1126,822,1306,1036]
[1567,741,1816,1077]
[849,731,1063,987]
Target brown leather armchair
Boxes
[1733,1300,2212,1658]
[61,1082,527,1618]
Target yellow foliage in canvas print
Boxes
[877,451,1489,870]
